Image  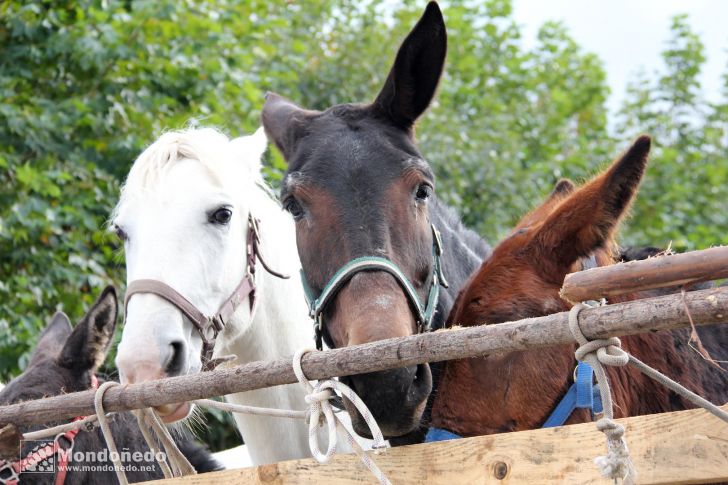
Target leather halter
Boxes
[124,214,288,371]
[301,224,449,350]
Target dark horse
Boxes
[430,137,728,437]
[0,287,221,484]
[262,2,489,441]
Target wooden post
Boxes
[561,245,728,303]
[0,286,727,428]
[142,404,728,485]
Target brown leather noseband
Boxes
[124,214,288,371]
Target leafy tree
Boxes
[616,14,728,250]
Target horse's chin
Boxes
[156,402,192,423]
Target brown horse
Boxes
[262,2,489,442]
[430,136,728,437]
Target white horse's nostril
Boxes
[165,340,186,376]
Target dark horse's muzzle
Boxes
[300,224,448,437]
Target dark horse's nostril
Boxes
[165,341,185,376]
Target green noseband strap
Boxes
[301,224,449,350]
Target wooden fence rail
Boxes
[1,285,727,429]
[143,404,728,485]
[561,245,728,303]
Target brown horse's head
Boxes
[261,2,447,437]
[448,136,651,328]
[432,136,651,436]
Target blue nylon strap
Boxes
[575,360,594,409]
[541,383,578,428]
[425,427,461,442]
[542,362,602,428]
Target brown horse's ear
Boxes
[29,312,73,366]
[549,179,576,198]
[59,286,118,372]
[513,179,576,232]
[372,1,447,130]
[261,92,315,160]
[529,135,652,273]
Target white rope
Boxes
[94,381,196,484]
[22,414,102,441]
[292,348,392,485]
[569,302,728,485]
[193,398,308,419]
[569,303,636,484]
[94,381,130,485]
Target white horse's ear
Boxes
[230,127,268,175]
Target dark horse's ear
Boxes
[28,312,73,366]
[261,92,315,160]
[58,286,118,372]
[530,135,652,272]
[372,1,447,130]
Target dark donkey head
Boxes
[0,287,221,483]
[262,2,447,437]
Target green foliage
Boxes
[1,0,726,450]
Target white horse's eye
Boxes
[210,207,233,225]
[112,223,128,241]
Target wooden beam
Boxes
[561,246,728,303]
[1,286,727,428]
[144,404,728,485]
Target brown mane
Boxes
[431,136,728,436]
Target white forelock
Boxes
[113,127,270,221]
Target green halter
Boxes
[301,224,449,350]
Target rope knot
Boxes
[569,304,635,484]
[292,349,391,485]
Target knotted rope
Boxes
[569,303,635,484]
[292,348,392,485]
[569,302,728,484]
[94,381,195,485]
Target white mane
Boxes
[113,127,272,220]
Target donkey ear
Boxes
[29,312,73,366]
[530,136,651,272]
[373,2,447,129]
[59,286,118,371]
[549,179,576,199]
[261,92,314,160]
[230,127,268,175]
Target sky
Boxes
[511,0,728,115]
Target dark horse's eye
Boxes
[284,197,305,220]
[210,207,233,225]
[415,183,432,202]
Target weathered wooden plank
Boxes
[1,286,727,428]
[561,246,728,303]
[144,404,728,484]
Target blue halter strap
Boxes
[541,361,603,428]
[301,224,449,350]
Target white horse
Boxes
[112,127,324,465]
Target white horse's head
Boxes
[113,127,269,422]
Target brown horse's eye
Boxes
[284,197,305,220]
[210,207,233,225]
[415,183,432,202]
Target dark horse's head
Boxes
[262,2,446,437]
